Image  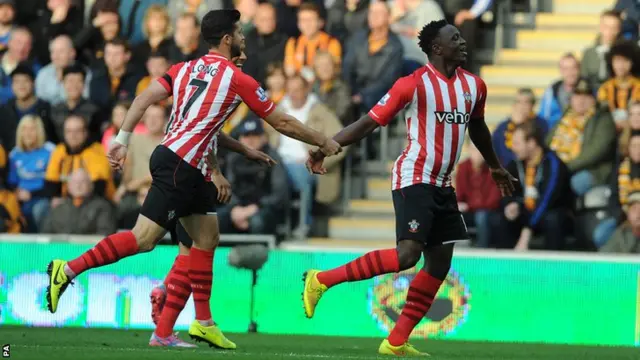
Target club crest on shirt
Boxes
[378,93,391,106]
[256,87,268,102]
[408,219,420,233]
[463,92,472,103]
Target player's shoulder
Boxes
[457,68,486,90]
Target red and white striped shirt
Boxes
[369,64,487,190]
[157,52,275,179]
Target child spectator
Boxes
[101,100,147,151]
[598,40,640,129]
[8,115,55,232]
[136,51,170,100]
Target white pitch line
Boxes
[12,345,388,359]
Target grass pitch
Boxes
[0,326,637,360]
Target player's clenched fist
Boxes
[319,138,341,156]
[108,142,128,171]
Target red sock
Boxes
[316,249,400,288]
[156,254,191,338]
[163,259,178,287]
[387,271,443,346]
[67,231,139,276]
[189,247,214,321]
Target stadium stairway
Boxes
[483,0,612,122]
[318,0,615,244]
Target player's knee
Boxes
[396,241,423,270]
[131,223,164,252]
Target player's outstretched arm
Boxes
[306,114,380,174]
[116,81,170,144]
[468,116,517,196]
[263,110,341,156]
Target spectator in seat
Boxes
[131,5,172,67]
[548,79,617,196]
[272,74,345,228]
[0,0,15,53]
[614,0,640,40]
[312,51,352,125]
[455,141,501,248]
[389,0,444,67]
[101,101,147,151]
[342,1,403,115]
[0,142,23,233]
[601,190,640,253]
[118,184,149,230]
[235,0,257,34]
[136,51,170,101]
[51,64,101,143]
[325,0,370,44]
[284,2,341,78]
[538,53,581,129]
[89,38,143,112]
[74,9,121,67]
[619,102,640,156]
[498,122,573,251]
[166,0,226,25]
[42,168,117,235]
[0,64,55,150]
[118,0,170,46]
[36,35,92,106]
[0,27,40,104]
[7,115,54,232]
[581,10,622,90]
[243,2,287,87]
[265,62,286,104]
[167,13,208,64]
[114,104,165,208]
[44,115,116,205]
[277,0,326,38]
[219,117,288,235]
[29,0,83,65]
[493,88,548,167]
[598,40,640,129]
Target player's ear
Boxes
[431,43,441,56]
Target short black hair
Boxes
[201,9,240,47]
[418,20,448,56]
[104,38,130,52]
[514,122,545,147]
[62,63,86,80]
[607,40,639,77]
[148,50,169,61]
[10,62,34,80]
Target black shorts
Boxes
[140,145,219,231]
[392,183,469,247]
[169,222,193,248]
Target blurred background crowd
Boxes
[0,0,638,255]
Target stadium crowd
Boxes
[0,0,637,254]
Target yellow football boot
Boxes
[378,339,430,357]
[46,260,73,313]
[302,270,328,318]
[188,320,236,349]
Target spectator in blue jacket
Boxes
[118,0,168,45]
[538,53,582,129]
[492,88,548,167]
[497,122,573,251]
[614,0,640,40]
[8,114,54,232]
